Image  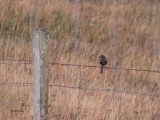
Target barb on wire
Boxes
[0,82,159,97]
[0,58,160,73]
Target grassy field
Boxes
[0,0,160,119]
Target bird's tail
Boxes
[101,66,103,73]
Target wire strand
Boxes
[0,58,159,73]
[0,102,152,115]
[0,82,32,86]
[49,84,160,97]
[0,82,159,97]
[50,62,160,73]
[48,105,153,115]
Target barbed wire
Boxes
[0,58,32,62]
[0,62,32,65]
[2,101,159,119]
[50,62,160,73]
[0,58,32,65]
[0,59,159,118]
[0,102,154,115]
[48,105,153,115]
[0,58,160,73]
[0,82,159,97]
[49,84,160,97]
[0,101,31,107]
[0,82,32,86]
[3,114,33,119]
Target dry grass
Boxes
[0,0,160,119]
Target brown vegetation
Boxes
[0,0,160,119]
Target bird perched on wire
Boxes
[99,55,108,73]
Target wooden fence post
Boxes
[33,28,49,120]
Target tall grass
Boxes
[0,0,160,119]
